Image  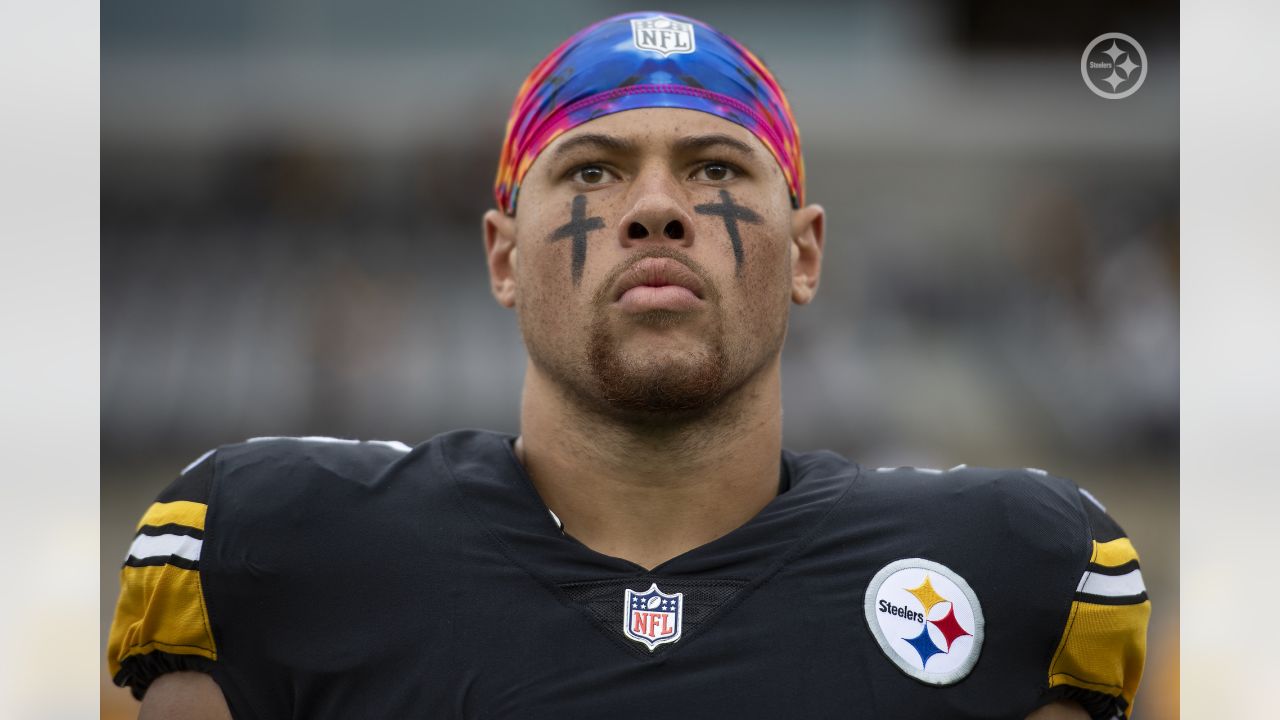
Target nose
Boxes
[617,176,695,249]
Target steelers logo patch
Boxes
[864,558,984,685]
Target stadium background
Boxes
[101,1,1178,716]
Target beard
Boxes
[585,308,732,418]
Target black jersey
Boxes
[108,430,1148,719]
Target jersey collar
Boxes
[434,429,861,581]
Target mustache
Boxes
[591,247,721,307]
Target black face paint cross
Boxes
[548,194,606,285]
[694,189,762,274]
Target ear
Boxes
[483,209,519,308]
[789,203,825,305]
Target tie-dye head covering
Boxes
[494,11,804,214]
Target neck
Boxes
[516,359,783,570]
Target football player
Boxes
[109,12,1148,719]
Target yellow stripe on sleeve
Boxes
[1092,537,1139,568]
[107,561,217,678]
[1048,599,1150,716]
[136,500,207,532]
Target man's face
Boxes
[488,108,821,422]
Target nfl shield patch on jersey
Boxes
[624,583,684,651]
[864,558,985,685]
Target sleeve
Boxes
[107,449,219,700]
[1043,487,1150,720]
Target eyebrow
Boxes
[671,133,756,156]
[549,133,640,163]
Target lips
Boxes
[612,257,706,302]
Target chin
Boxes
[589,334,729,417]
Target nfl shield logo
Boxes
[624,583,684,651]
[630,15,697,57]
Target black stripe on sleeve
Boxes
[124,555,200,571]
[114,650,216,701]
[1040,684,1128,720]
[156,451,216,504]
[134,523,205,540]
[1073,590,1149,606]
[1084,559,1140,576]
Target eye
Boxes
[692,162,738,182]
[570,164,618,185]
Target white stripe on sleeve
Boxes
[1076,568,1146,598]
[127,533,203,563]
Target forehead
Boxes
[538,107,772,162]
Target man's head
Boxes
[483,12,824,424]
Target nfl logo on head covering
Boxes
[624,583,684,651]
[630,15,696,57]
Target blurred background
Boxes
[101,0,1178,716]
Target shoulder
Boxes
[193,435,416,513]
[150,435,417,504]
[860,462,1083,502]
[126,435,423,554]
[179,435,446,575]
[211,435,416,482]
[855,463,1093,544]
[846,462,1144,602]
[784,450,1098,558]
[107,435,420,699]
[105,437,419,558]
